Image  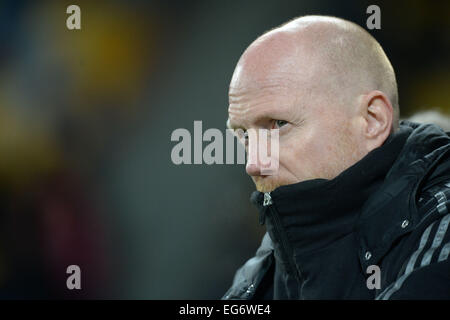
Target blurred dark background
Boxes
[0,0,448,299]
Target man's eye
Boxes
[274,120,288,128]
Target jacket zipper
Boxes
[263,192,302,282]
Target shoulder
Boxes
[222,232,274,300]
[377,179,450,299]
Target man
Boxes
[223,16,450,299]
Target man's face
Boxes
[227,64,367,193]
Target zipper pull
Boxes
[259,192,272,226]
[263,192,273,206]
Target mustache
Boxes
[253,176,285,193]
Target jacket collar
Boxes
[356,121,450,269]
[251,121,450,267]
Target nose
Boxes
[245,132,263,176]
[244,128,279,177]
[246,162,261,176]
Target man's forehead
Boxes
[227,35,318,129]
[230,27,319,85]
[227,59,323,129]
[229,53,315,103]
[227,91,297,130]
[230,59,309,93]
[229,75,301,95]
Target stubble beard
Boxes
[253,175,289,193]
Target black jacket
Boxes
[223,121,450,299]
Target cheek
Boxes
[279,129,319,169]
[275,115,364,181]
[279,122,345,168]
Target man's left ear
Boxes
[362,90,394,152]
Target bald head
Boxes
[228,15,399,191]
[231,15,399,130]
